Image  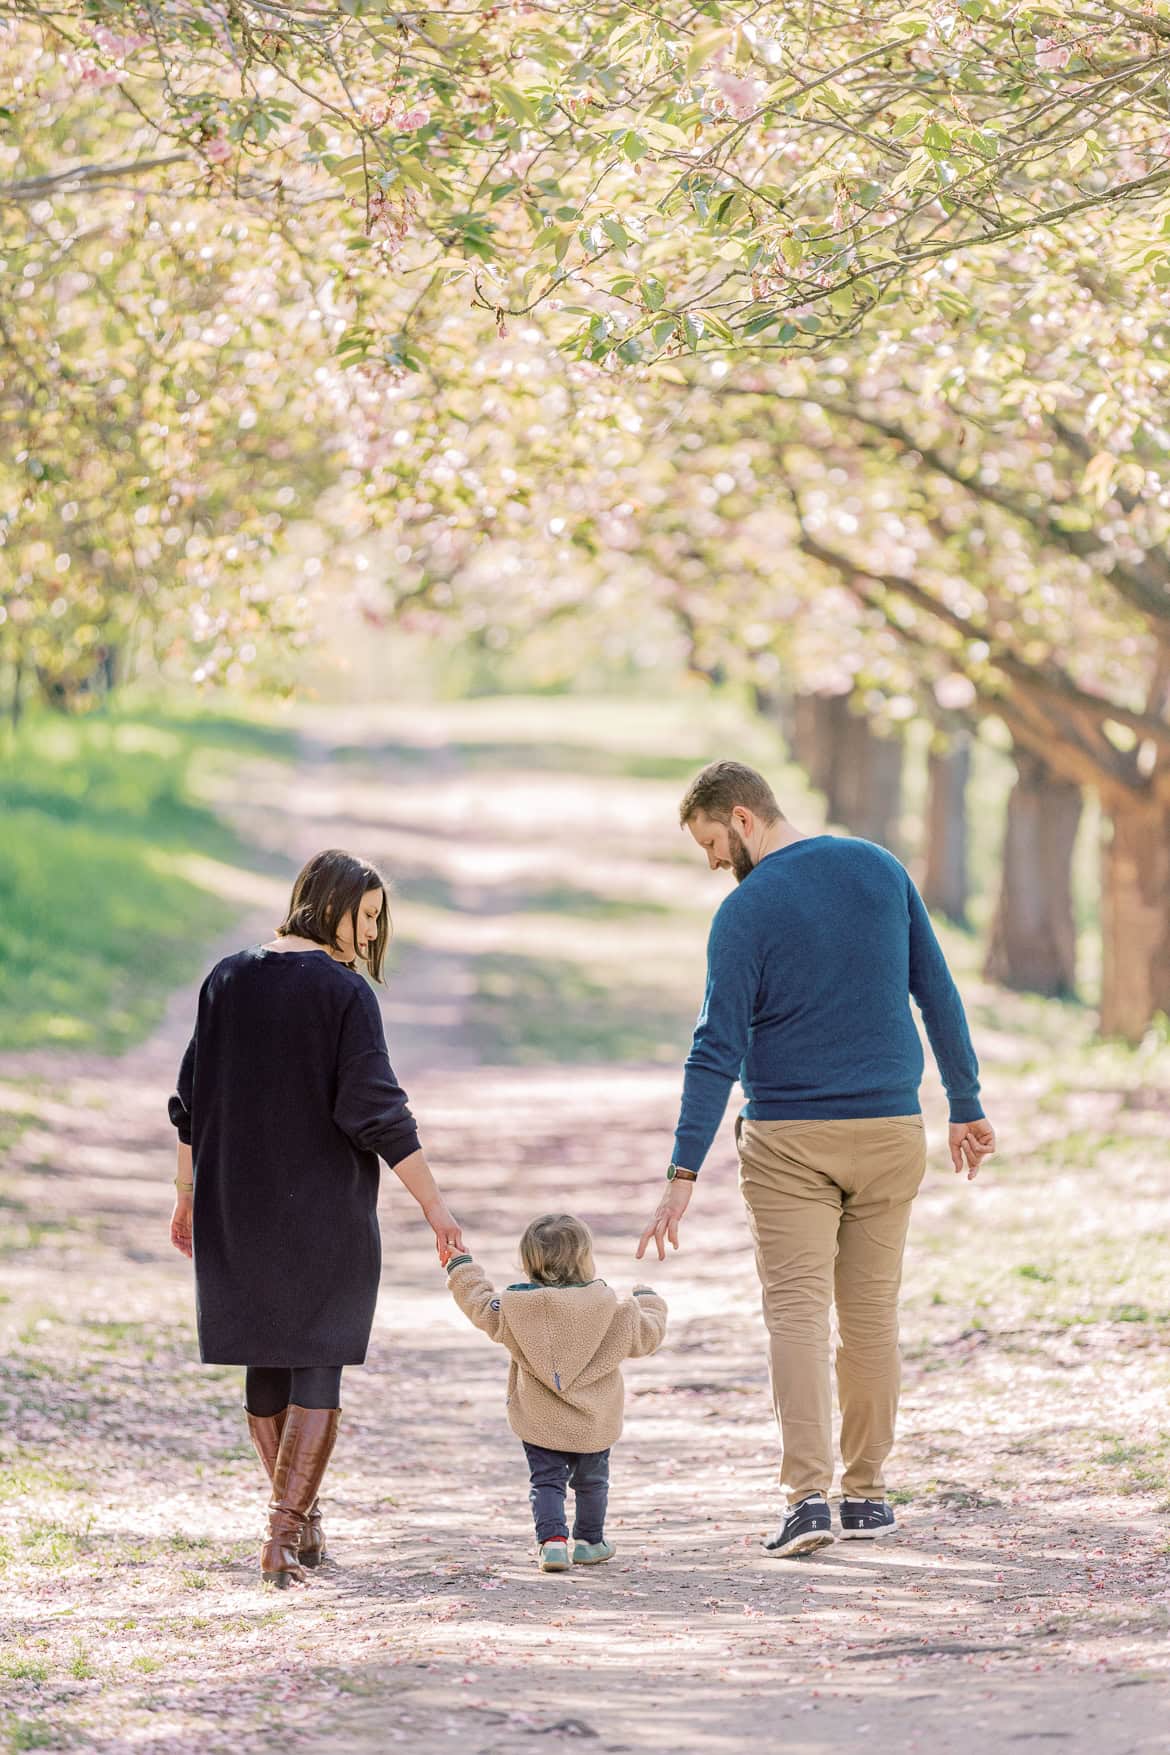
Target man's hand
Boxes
[636,1180,693,1261]
[949,1117,996,1180]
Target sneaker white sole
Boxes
[763,1529,835,1559]
[840,1524,898,1540]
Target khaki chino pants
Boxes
[737,1115,927,1506]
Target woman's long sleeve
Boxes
[168,1032,196,1145]
[332,983,421,1168]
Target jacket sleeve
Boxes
[168,1031,196,1145]
[333,982,422,1167]
[620,1288,668,1358]
[446,1258,510,1345]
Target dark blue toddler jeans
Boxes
[522,1442,610,1543]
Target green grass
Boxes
[6,1721,56,1752]
[0,707,296,1052]
[0,1656,48,1683]
[470,951,691,1064]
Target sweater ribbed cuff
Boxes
[445,1253,472,1274]
[948,1098,984,1124]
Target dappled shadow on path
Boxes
[2,705,1169,1754]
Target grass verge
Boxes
[0,707,297,1053]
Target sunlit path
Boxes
[1,700,1168,1754]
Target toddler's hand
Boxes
[440,1242,466,1268]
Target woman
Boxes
[168,848,463,1587]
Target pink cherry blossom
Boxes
[204,134,232,163]
[1036,41,1070,70]
[711,71,762,120]
[92,26,149,58]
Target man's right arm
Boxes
[670,900,760,1175]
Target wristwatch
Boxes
[666,1163,698,1182]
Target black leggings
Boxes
[244,1366,343,1416]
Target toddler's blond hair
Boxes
[519,1213,596,1287]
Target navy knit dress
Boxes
[168,948,421,1366]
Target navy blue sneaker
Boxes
[763,1495,835,1558]
[839,1497,897,1539]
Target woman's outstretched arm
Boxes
[388,1148,464,1262]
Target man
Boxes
[637,760,995,1558]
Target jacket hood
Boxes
[499,1281,620,1397]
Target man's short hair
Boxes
[678,760,783,828]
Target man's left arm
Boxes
[907,881,996,1178]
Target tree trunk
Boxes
[790,693,837,794]
[1099,792,1170,1042]
[829,707,904,853]
[984,749,1081,997]
[789,693,903,853]
[922,733,971,926]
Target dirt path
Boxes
[1,705,1168,1754]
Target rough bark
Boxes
[922,733,971,926]
[1099,792,1170,1042]
[789,693,904,853]
[984,748,1082,998]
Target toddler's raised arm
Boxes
[623,1286,668,1358]
[446,1254,509,1345]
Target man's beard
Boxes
[728,826,755,884]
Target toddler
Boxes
[445,1213,667,1572]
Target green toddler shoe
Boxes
[539,1539,571,1572]
[572,1539,615,1565]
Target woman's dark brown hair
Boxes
[279,849,391,981]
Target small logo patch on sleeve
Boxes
[490,1298,500,1311]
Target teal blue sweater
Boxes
[671,836,983,1173]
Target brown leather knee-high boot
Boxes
[247,1408,288,1482]
[260,1406,340,1588]
[246,1410,325,1566]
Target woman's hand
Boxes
[170,1192,193,1259]
[422,1197,464,1263]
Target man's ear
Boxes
[731,805,753,837]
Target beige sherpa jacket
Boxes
[446,1256,667,1452]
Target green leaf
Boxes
[682,313,705,349]
[700,311,735,342]
[889,10,931,34]
[743,309,779,337]
[601,216,631,249]
[491,83,540,126]
[780,235,803,269]
[651,318,676,348]
[641,278,666,310]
